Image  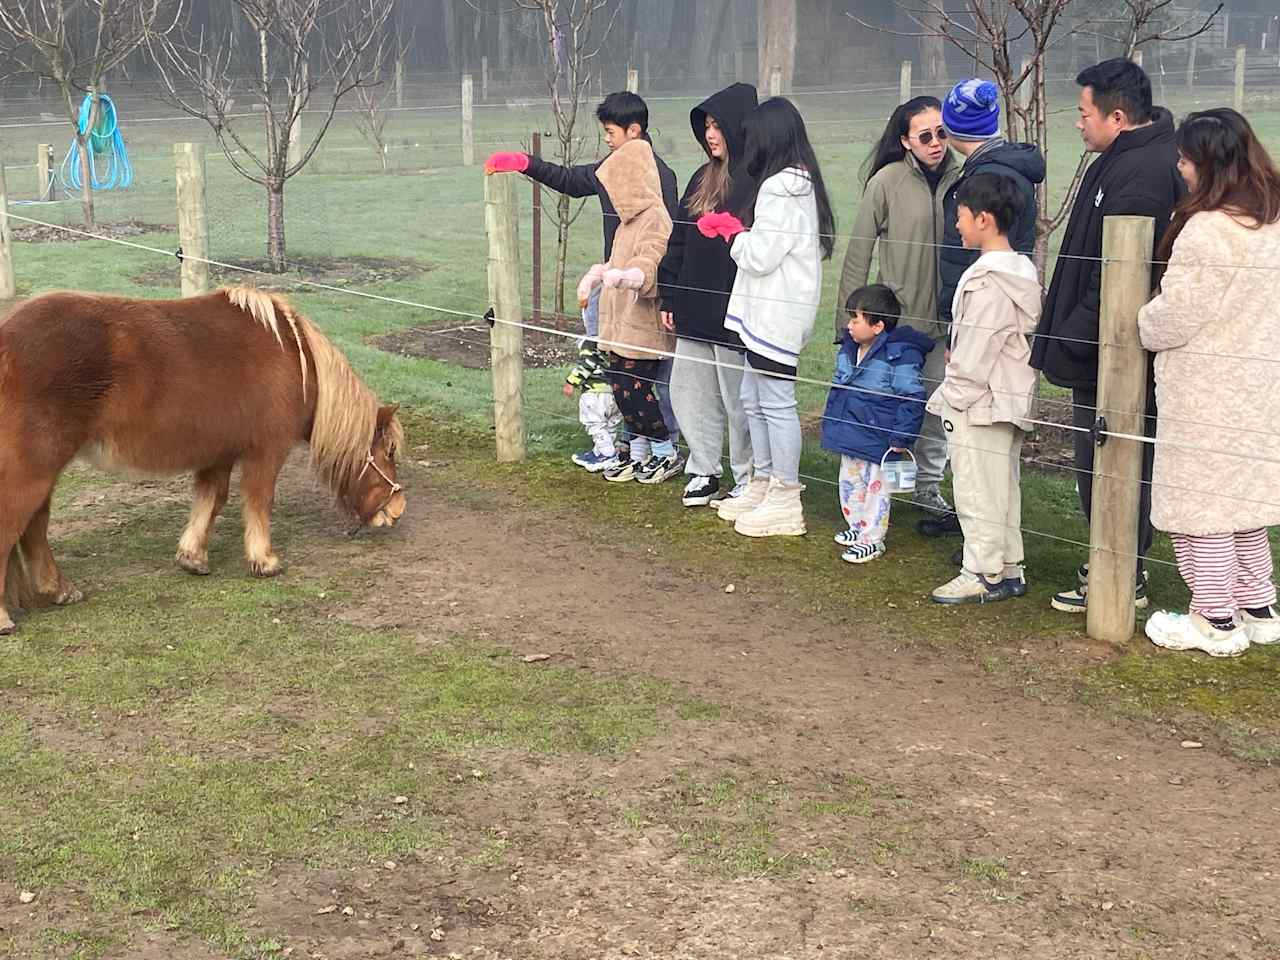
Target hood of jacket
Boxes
[964,252,1043,332]
[691,82,758,167]
[597,139,664,224]
[968,139,1047,186]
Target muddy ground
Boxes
[4,456,1277,959]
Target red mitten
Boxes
[484,151,530,175]
[695,211,745,240]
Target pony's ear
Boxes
[376,403,400,430]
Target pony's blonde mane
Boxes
[220,286,402,495]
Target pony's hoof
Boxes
[176,551,210,576]
[250,556,283,578]
[53,585,83,606]
[0,615,15,636]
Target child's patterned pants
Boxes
[608,354,669,446]
[839,456,891,545]
[579,390,621,458]
[1171,529,1277,620]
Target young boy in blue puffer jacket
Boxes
[821,284,934,564]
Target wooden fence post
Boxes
[482,56,489,102]
[769,66,782,97]
[531,130,542,325]
[1234,46,1246,113]
[174,143,210,297]
[626,68,638,93]
[643,51,650,90]
[485,172,525,462]
[899,59,912,102]
[1185,37,1197,94]
[1017,56,1033,114]
[0,164,15,300]
[1087,215,1154,644]
[462,74,475,166]
[37,144,53,200]
[395,56,404,108]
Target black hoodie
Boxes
[657,82,758,347]
[1031,108,1184,389]
[937,140,1047,331]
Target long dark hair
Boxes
[1160,107,1280,260]
[737,97,837,259]
[860,96,942,187]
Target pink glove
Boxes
[576,263,606,307]
[603,266,645,290]
[695,211,745,240]
[484,151,529,175]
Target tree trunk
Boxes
[758,0,796,93]
[77,132,96,229]
[554,193,569,318]
[442,0,458,74]
[919,5,948,86]
[267,178,286,272]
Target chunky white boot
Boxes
[733,477,806,537]
[713,474,770,521]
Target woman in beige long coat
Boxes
[1137,108,1280,658]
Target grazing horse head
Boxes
[349,402,406,530]
[226,286,409,533]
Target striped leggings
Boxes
[1171,529,1277,621]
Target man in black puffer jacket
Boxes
[921,78,1045,536]
[1030,58,1184,616]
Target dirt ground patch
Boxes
[11,219,171,244]
[257,462,1280,958]
[369,311,582,369]
[131,255,427,292]
[11,455,1279,958]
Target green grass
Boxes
[0,483,722,956]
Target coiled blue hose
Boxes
[60,93,133,191]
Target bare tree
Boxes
[851,0,1219,275]
[0,0,178,228]
[353,28,410,174]
[512,0,623,316]
[147,0,395,272]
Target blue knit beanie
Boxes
[942,78,1001,141]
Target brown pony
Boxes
[0,286,407,635]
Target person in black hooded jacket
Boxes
[656,82,758,507]
[1030,59,1184,615]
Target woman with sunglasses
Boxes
[834,95,960,520]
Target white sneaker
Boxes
[1239,607,1280,645]
[1145,610,1250,658]
[714,475,769,520]
[733,477,806,538]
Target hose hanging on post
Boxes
[59,93,134,192]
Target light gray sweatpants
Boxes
[669,338,752,487]
[915,338,949,486]
[740,364,802,486]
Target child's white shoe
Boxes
[1146,611,1250,657]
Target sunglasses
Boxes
[912,127,949,146]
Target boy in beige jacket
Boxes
[926,173,1043,604]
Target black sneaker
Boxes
[635,455,683,485]
[916,512,962,538]
[681,474,720,506]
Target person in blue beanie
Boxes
[821,284,934,564]
[923,78,1045,539]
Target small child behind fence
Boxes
[564,335,623,472]
[819,284,934,564]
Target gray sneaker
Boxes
[911,485,951,516]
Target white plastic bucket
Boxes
[880,448,918,494]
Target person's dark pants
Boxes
[1070,381,1157,576]
[608,354,669,449]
